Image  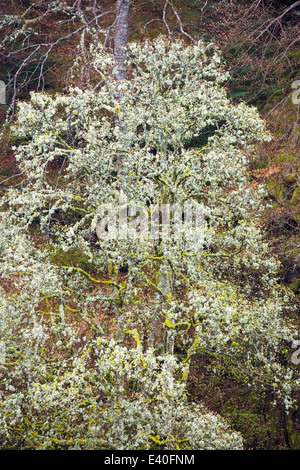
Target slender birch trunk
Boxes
[114,0,131,82]
[113,0,131,343]
[112,4,131,440]
[114,0,131,177]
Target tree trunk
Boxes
[113,1,131,344]
[114,0,131,81]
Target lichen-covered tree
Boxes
[0,37,298,450]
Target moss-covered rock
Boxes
[290,278,300,295]
[284,173,298,185]
[291,186,300,206]
[267,179,285,199]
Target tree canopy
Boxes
[0,36,298,450]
